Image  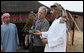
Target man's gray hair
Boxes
[38,6,48,15]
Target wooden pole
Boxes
[66,29,69,52]
[72,18,75,45]
[69,13,80,32]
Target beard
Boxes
[51,13,56,18]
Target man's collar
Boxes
[56,16,60,19]
[37,17,45,22]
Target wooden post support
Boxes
[66,29,69,52]
[72,18,75,45]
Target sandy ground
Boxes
[16,30,83,52]
[67,30,83,52]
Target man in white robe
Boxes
[33,2,67,52]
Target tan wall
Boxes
[75,18,83,31]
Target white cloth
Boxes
[41,17,67,52]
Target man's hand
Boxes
[25,41,28,46]
[42,39,48,44]
[33,30,42,35]
[1,48,4,52]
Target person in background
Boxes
[1,13,19,52]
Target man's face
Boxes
[50,8,57,17]
[38,9,45,19]
[3,17,10,23]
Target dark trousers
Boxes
[29,38,45,52]
[29,45,45,52]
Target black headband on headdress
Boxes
[50,5,57,8]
